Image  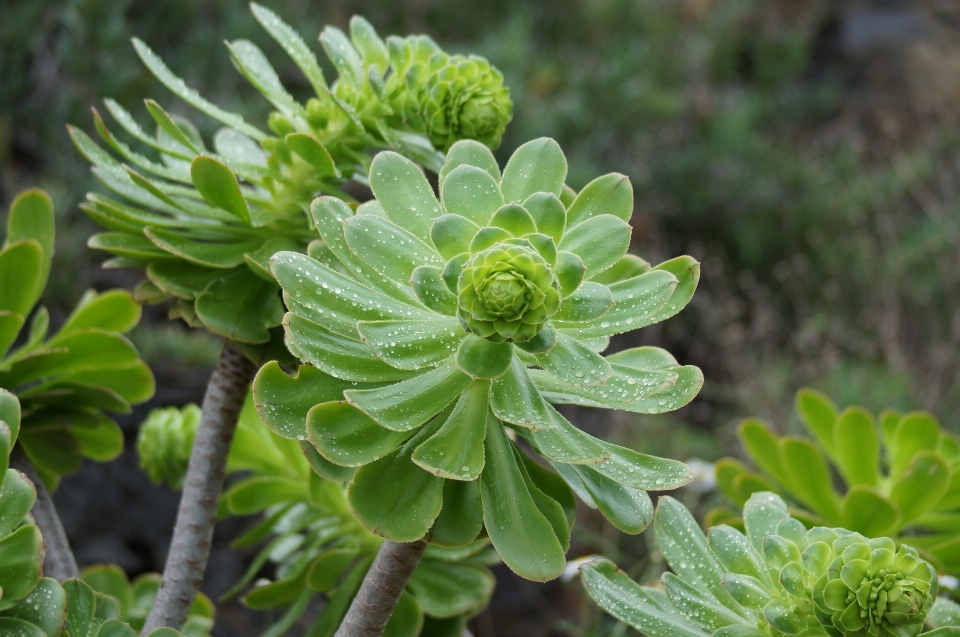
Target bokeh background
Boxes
[3,0,959,635]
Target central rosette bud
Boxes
[457,243,560,343]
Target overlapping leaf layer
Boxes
[259,138,702,580]
[581,492,960,637]
[1,190,153,488]
[711,389,960,575]
[74,5,511,351]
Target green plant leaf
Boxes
[555,269,677,339]
[320,26,363,87]
[737,419,787,486]
[345,361,470,431]
[412,380,489,481]
[662,572,746,631]
[566,173,632,227]
[455,335,513,380]
[530,362,680,413]
[521,407,609,465]
[55,290,140,338]
[284,133,339,175]
[382,592,423,637]
[0,619,47,637]
[19,429,83,476]
[556,214,630,278]
[522,192,565,244]
[499,138,567,204]
[6,189,54,295]
[537,333,611,387]
[480,418,565,581]
[62,578,121,637]
[430,215,480,261]
[227,39,300,117]
[369,152,440,243]
[778,436,840,523]
[0,469,35,539]
[644,256,699,324]
[143,228,258,269]
[194,269,282,343]
[250,3,326,95]
[306,548,360,592]
[0,577,67,637]
[841,486,900,537]
[407,562,495,618]
[490,203,537,236]
[146,261,229,301]
[132,39,265,141]
[580,559,709,637]
[358,318,463,371]
[189,156,251,223]
[742,492,789,554]
[439,140,500,183]
[440,165,503,226]
[430,478,483,548]
[489,355,555,430]
[410,267,457,315]
[307,401,410,467]
[889,451,949,525]
[344,214,444,283]
[224,476,307,515]
[553,282,613,323]
[1,329,140,388]
[833,407,879,488]
[890,412,941,479]
[655,496,741,612]
[795,388,838,459]
[708,525,772,589]
[347,424,444,541]
[0,241,43,318]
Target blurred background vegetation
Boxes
[3,0,959,635]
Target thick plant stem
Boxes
[334,539,428,637]
[141,342,256,634]
[10,447,80,581]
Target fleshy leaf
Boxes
[499,138,567,203]
[412,380,490,481]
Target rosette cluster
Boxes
[259,137,703,581]
[581,492,957,637]
[137,404,201,490]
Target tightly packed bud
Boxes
[137,404,201,490]
[814,536,936,637]
[457,244,560,343]
[417,55,513,151]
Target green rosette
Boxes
[258,137,703,581]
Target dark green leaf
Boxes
[455,336,513,380]
[195,269,282,343]
[430,478,483,548]
[412,380,490,481]
[307,401,410,467]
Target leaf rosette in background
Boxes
[71,5,512,353]
[711,388,960,575]
[0,190,153,488]
[581,492,960,637]
[257,137,703,581]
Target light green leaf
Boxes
[6,189,54,296]
[536,333,611,387]
[439,140,500,183]
[490,204,537,237]
[348,423,444,541]
[643,256,699,323]
[0,469,35,538]
[306,548,360,592]
[795,388,838,459]
[132,38,266,141]
[96,619,137,637]
[742,492,790,554]
[708,525,772,589]
[144,228,258,269]
[0,312,25,359]
[88,232,171,261]
[430,479,483,548]
[0,577,67,637]
[69,416,124,462]
[480,418,565,581]
[345,361,470,431]
[194,269,282,343]
[307,401,410,467]
[566,173,632,227]
[522,192,565,244]
[555,269,677,339]
[344,214,443,283]
[456,335,513,380]
[369,152,440,243]
[489,355,555,430]
[410,267,457,315]
[557,214,630,278]
[591,254,650,285]
[0,241,43,317]
[554,282,613,323]
[662,572,746,631]
[890,412,941,479]
[889,451,949,525]
[580,559,709,637]
[430,215,480,261]
[592,441,693,491]
[0,619,47,637]
[284,314,415,382]
[412,380,490,481]
[929,597,960,630]
[499,138,567,204]
[358,318,463,371]
[521,407,609,465]
[189,157,251,223]
[0,390,20,446]
[655,496,741,612]
[778,437,840,523]
[285,133,338,176]
[841,486,900,537]
[320,26,364,87]
[1,329,139,387]
[250,3,327,95]
[407,562,494,618]
[551,462,653,534]
[57,363,154,405]
[226,39,301,116]
[440,165,503,226]
[55,290,140,338]
[383,592,423,637]
[224,476,307,515]
[834,407,879,487]
[737,419,788,486]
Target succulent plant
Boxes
[137,404,201,490]
[1,190,153,489]
[209,398,494,637]
[710,388,960,575]
[257,136,703,581]
[71,5,510,351]
[580,492,960,637]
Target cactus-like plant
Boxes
[257,136,703,581]
[710,389,960,574]
[580,492,960,637]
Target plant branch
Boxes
[10,447,80,581]
[141,342,256,634]
[334,539,428,637]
